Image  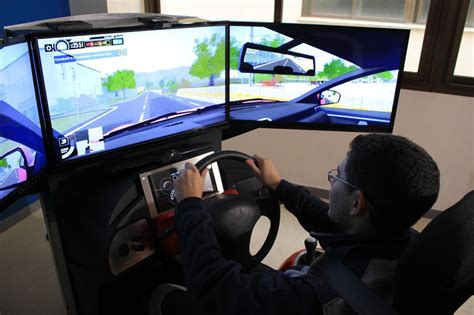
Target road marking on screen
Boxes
[65,107,118,137]
[189,102,201,106]
[139,93,149,122]
[144,93,149,109]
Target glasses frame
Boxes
[327,168,374,209]
[327,168,360,190]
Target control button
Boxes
[118,243,130,257]
[131,243,146,252]
[169,189,177,204]
[159,177,174,195]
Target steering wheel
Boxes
[195,150,280,271]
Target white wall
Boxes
[161,0,275,22]
[107,0,144,13]
[223,90,474,210]
[69,0,107,15]
[393,91,474,209]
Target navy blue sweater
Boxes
[176,180,411,315]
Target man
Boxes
[150,133,440,315]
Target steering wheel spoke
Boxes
[196,151,280,271]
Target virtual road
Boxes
[254,58,305,73]
[63,91,213,137]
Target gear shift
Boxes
[301,236,318,265]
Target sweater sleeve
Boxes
[275,180,342,234]
[176,197,323,315]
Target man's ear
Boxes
[350,191,369,216]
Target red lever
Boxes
[154,209,179,257]
[223,188,239,195]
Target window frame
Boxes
[301,0,425,24]
[145,0,474,97]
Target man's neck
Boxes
[345,218,376,235]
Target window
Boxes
[303,0,430,24]
[454,1,474,77]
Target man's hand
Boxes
[245,154,282,190]
[174,162,209,203]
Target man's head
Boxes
[328,133,440,235]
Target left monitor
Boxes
[0,40,47,208]
[35,24,228,165]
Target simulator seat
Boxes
[393,190,474,314]
[320,190,474,314]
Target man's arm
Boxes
[176,197,322,315]
[246,155,341,234]
[275,180,341,234]
[172,162,323,315]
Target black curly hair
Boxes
[345,134,440,234]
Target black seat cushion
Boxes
[394,191,474,314]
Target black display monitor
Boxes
[0,40,47,208]
[228,22,409,132]
[35,23,228,165]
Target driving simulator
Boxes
[0,14,409,314]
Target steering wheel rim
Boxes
[195,150,280,271]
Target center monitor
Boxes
[35,24,228,164]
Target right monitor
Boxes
[229,22,409,132]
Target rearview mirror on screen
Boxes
[239,43,315,76]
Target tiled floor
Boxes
[0,205,472,314]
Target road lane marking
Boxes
[144,93,148,110]
[189,101,201,106]
[139,93,149,121]
[66,106,118,136]
[255,58,286,70]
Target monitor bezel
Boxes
[227,21,410,134]
[0,36,49,212]
[31,21,230,171]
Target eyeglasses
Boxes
[327,169,374,208]
[327,168,360,191]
